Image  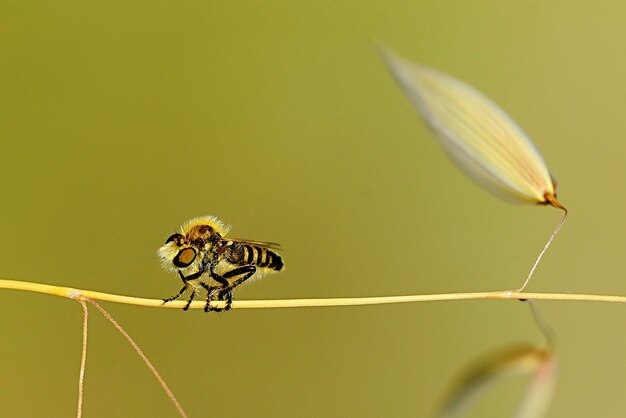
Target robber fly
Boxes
[157,216,284,312]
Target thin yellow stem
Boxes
[76,300,88,418]
[83,298,188,418]
[1,279,626,308]
[517,202,568,292]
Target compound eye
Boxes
[173,248,196,268]
[165,233,183,244]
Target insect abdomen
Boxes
[263,249,284,271]
[231,244,283,271]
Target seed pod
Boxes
[381,46,568,290]
[381,47,565,210]
[440,345,557,418]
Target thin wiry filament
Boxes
[83,298,188,418]
[77,300,88,418]
[518,207,568,292]
[528,300,556,348]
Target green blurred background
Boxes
[1,1,625,417]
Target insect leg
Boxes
[219,266,257,311]
[162,267,206,310]
[162,285,187,304]
[200,282,222,313]
[183,290,197,311]
[178,269,204,281]
[223,265,256,281]
[209,271,230,287]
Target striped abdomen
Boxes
[225,242,283,271]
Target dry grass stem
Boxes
[0,279,626,309]
[518,208,568,292]
[77,299,88,418]
[3,279,626,308]
[83,298,188,418]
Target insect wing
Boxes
[226,237,283,251]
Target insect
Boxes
[157,216,284,312]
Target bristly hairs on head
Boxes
[181,215,231,236]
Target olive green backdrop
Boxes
[1,1,625,417]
